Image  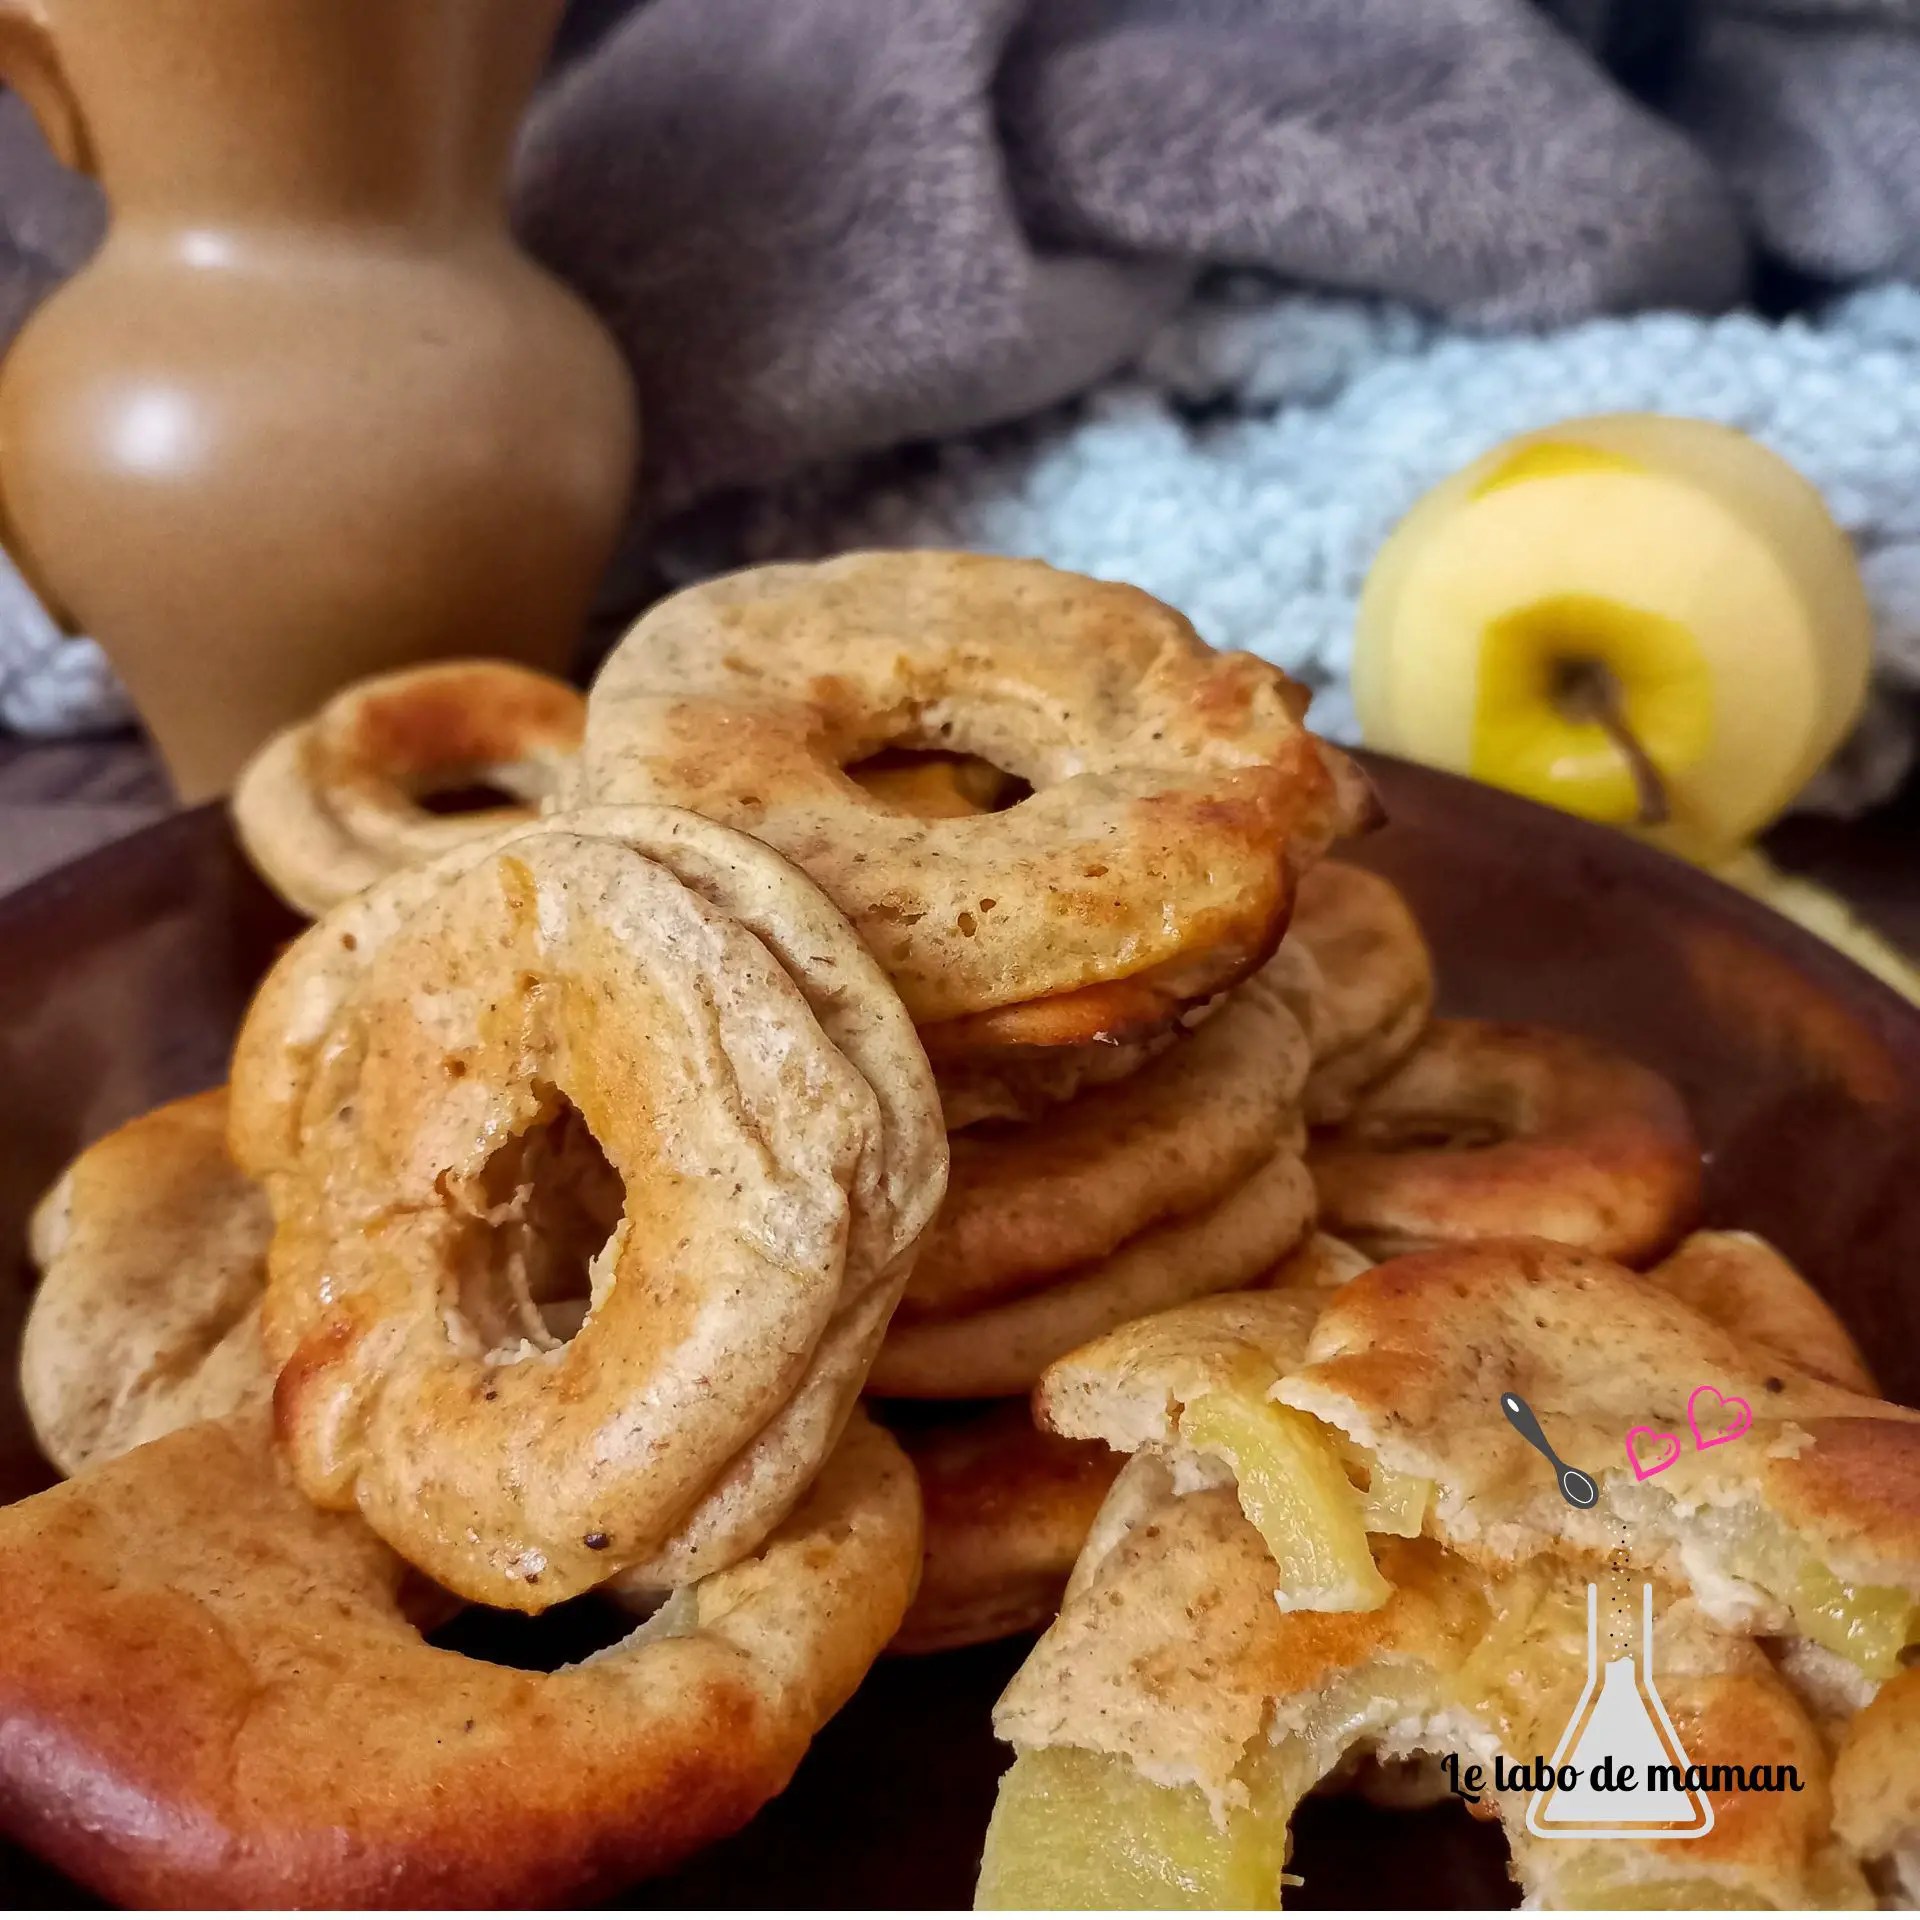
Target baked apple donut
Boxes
[232,660,584,917]
[1274,1238,1920,1650]
[572,552,1369,1046]
[235,808,945,1608]
[983,1493,1852,1911]
[22,1087,272,1475]
[0,1408,919,1908]
[1281,860,1434,1124]
[1307,1018,1702,1263]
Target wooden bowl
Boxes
[3,755,1916,1907]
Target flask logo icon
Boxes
[1525,1582,1714,1841]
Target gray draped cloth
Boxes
[509,0,1920,518]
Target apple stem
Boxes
[1552,659,1671,827]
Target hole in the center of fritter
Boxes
[424,1590,644,1671]
[414,775,523,816]
[451,1088,624,1354]
[1286,1782,1511,1908]
[845,747,1032,818]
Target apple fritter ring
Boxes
[882,1401,1122,1655]
[1280,860,1435,1125]
[243,811,945,1610]
[232,659,584,917]
[902,971,1309,1322]
[230,808,942,1607]
[869,1146,1317,1400]
[1307,1017,1702,1263]
[572,551,1369,1042]
[983,1487,1855,1911]
[22,1087,273,1476]
[1035,1287,1333,1462]
[0,1408,919,1908]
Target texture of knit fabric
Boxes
[0,548,125,737]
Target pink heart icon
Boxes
[1625,1426,1682,1480]
[1688,1384,1753,1452]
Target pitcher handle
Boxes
[0,1,89,173]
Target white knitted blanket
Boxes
[674,279,1920,814]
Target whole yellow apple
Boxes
[1353,415,1873,863]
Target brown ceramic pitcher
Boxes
[0,0,637,798]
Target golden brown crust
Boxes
[870,1148,1317,1400]
[22,1087,274,1475]
[231,807,946,1264]
[1762,1418,1920,1588]
[850,746,1222,1125]
[1283,861,1435,1125]
[264,834,886,1609]
[1498,1590,1844,1903]
[886,1401,1121,1654]
[574,552,1366,1031]
[995,1487,1294,1803]
[915,946,1279,1057]
[1307,1018,1702,1265]
[0,1410,919,1908]
[1275,1239,1920,1600]
[228,855,461,1183]
[1036,1287,1331,1456]
[901,974,1308,1321]
[1650,1230,1875,1394]
[1630,1674,1833,1886]
[231,661,583,917]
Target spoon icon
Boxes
[1500,1392,1599,1508]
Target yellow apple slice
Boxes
[1553,1866,1770,1910]
[1721,1515,1915,1679]
[975,1746,1295,1910]
[1355,1463,1433,1539]
[1181,1385,1391,1612]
